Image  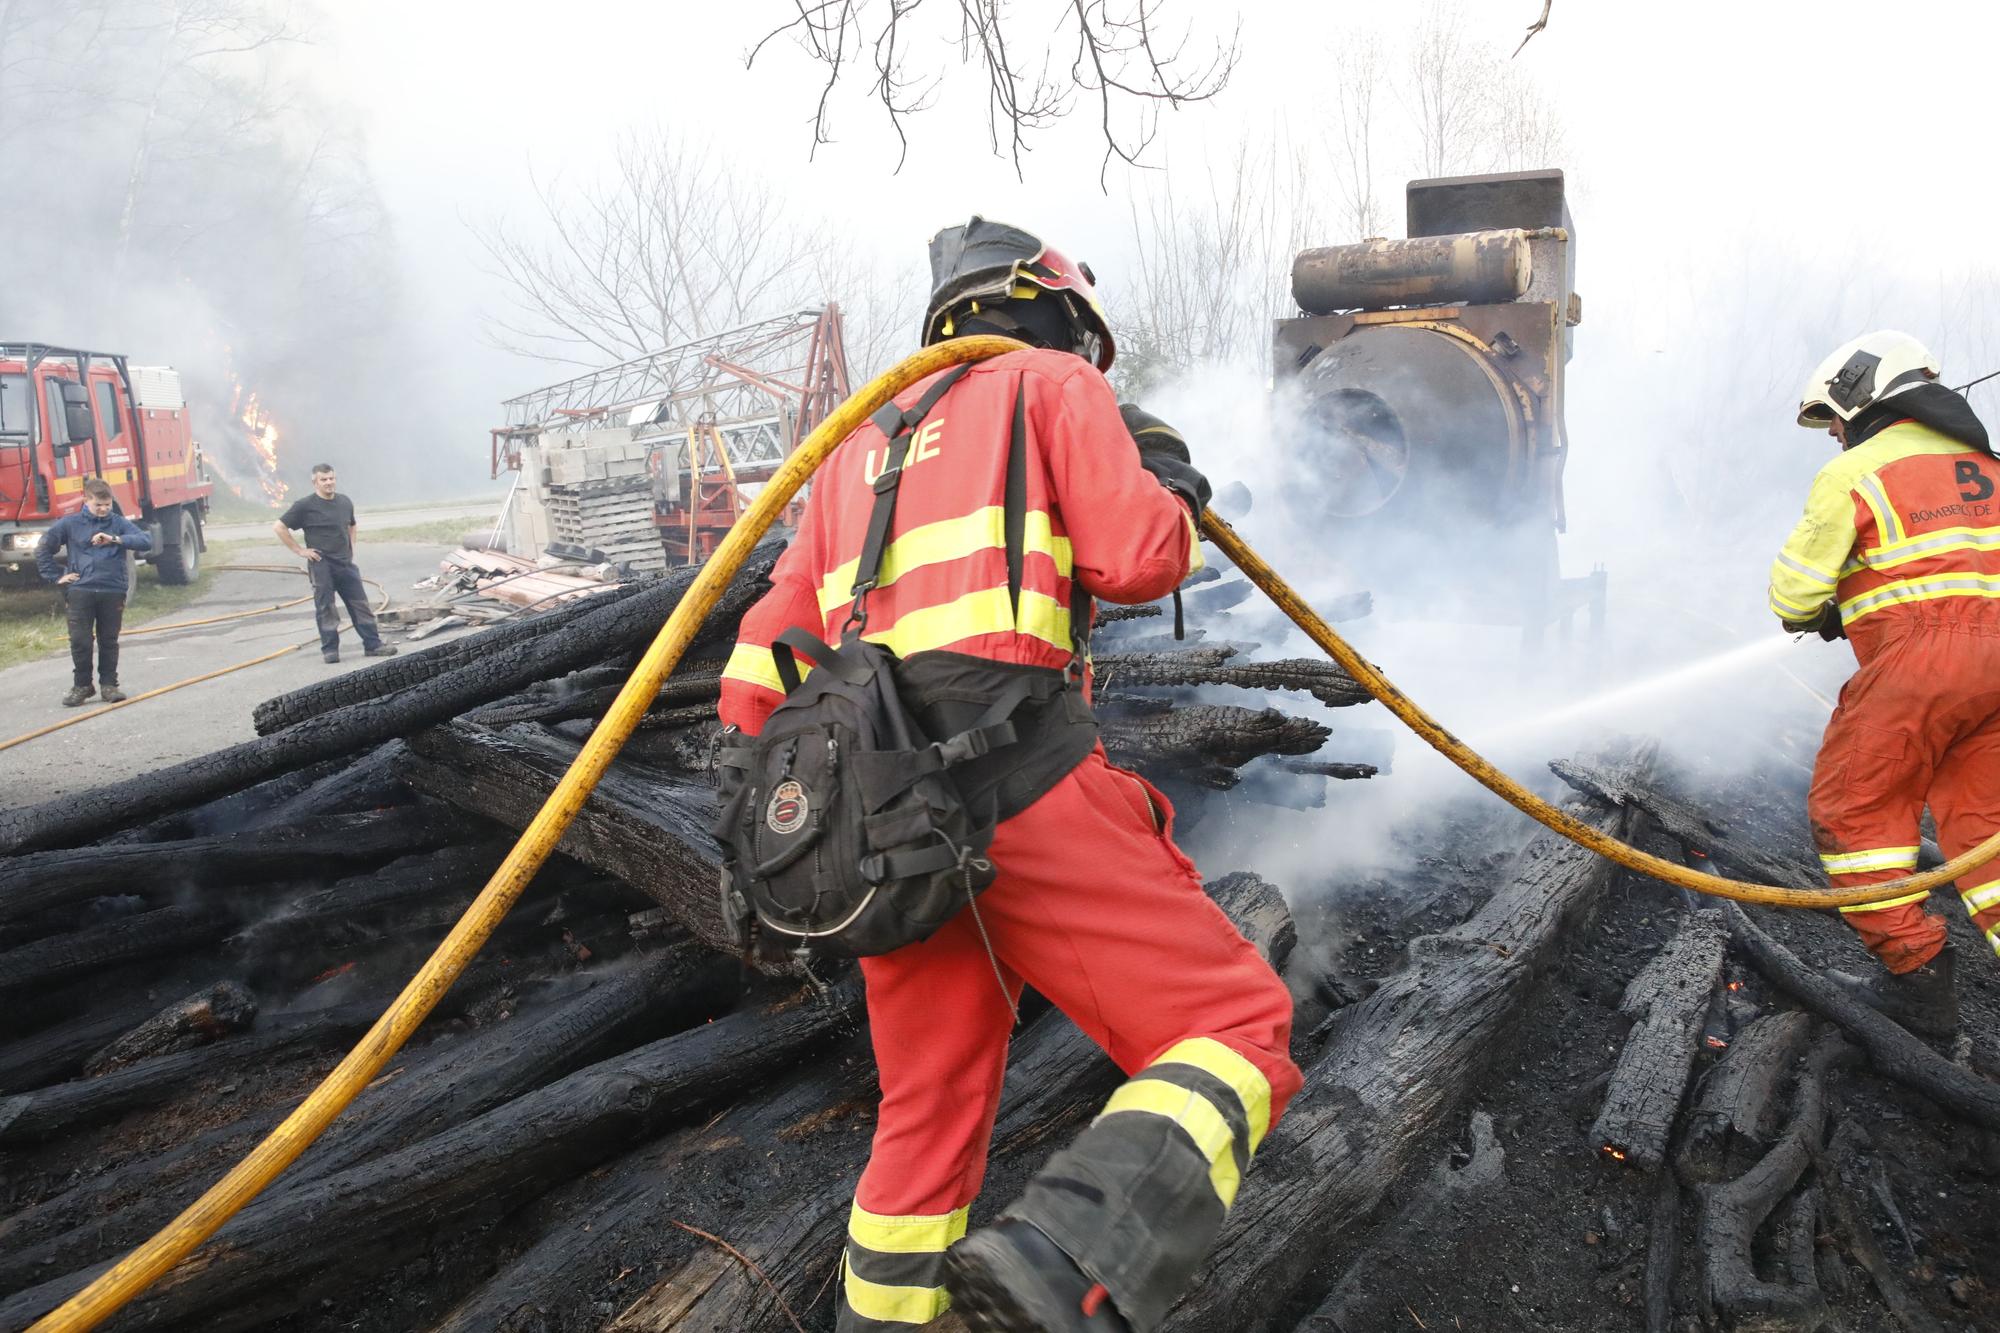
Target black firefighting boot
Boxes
[1826,944,1958,1037]
[945,1219,1131,1333]
[61,684,94,707]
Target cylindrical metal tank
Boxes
[1292,229,1532,316]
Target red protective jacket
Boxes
[719,347,1203,734]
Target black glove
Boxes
[1783,604,1846,642]
[1119,402,1212,518]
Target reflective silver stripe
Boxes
[1819,846,1919,874]
[1842,573,2000,618]
[1774,550,1838,587]
[1768,587,1820,619]
[1863,526,2000,568]
[1962,881,2000,915]
[1857,471,1900,541]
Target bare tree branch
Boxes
[1513,0,1553,58]
[747,0,1236,179]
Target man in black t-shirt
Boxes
[274,463,396,663]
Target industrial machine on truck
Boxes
[1276,169,1602,641]
[0,343,213,585]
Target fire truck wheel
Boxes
[156,507,201,585]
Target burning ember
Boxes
[1704,1035,1729,1050]
[312,961,356,985]
[1602,1145,1627,1163]
[1727,980,1743,991]
[227,376,289,505]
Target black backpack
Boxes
[713,364,1052,964]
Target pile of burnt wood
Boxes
[1,546,1994,1331]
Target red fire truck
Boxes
[0,343,213,586]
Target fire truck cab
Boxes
[0,343,212,586]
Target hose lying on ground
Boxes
[36,337,2000,1332]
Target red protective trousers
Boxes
[1808,622,2000,972]
[839,747,1301,1329]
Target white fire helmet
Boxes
[1797,330,1941,428]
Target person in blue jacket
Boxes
[36,477,152,706]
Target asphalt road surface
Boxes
[0,540,480,807]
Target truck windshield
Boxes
[0,373,30,439]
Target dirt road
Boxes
[0,541,478,806]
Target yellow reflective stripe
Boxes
[1986,921,2000,957]
[1154,1037,1272,1151]
[847,1203,969,1255]
[1768,586,1822,620]
[1857,472,1901,543]
[1840,572,2000,623]
[1962,881,2000,915]
[1098,1079,1243,1208]
[720,641,806,694]
[818,506,1073,616]
[1819,846,1920,875]
[865,585,1071,658]
[50,475,86,495]
[1861,524,2000,571]
[1183,510,1206,574]
[842,1257,951,1325]
[148,462,187,479]
[1838,889,1932,915]
[1773,550,1838,586]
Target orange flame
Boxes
[226,378,289,506]
[1603,1146,1627,1162]
[1705,1035,1729,1049]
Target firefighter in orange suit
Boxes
[718,218,1302,1332]
[1769,330,2000,1036]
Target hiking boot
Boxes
[945,1220,1131,1333]
[61,685,95,707]
[1827,944,1959,1037]
[363,644,398,657]
[323,651,340,664]
[99,684,127,703]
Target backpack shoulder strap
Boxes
[850,363,975,614]
[1005,375,1027,619]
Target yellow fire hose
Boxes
[33,336,2000,1331]
[1200,512,2000,910]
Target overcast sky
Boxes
[324,0,2000,581]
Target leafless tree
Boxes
[475,128,913,378]
[750,1,1239,180]
[1113,135,1319,389]
[474,133,828,368]
[1329,33,1386,241]
[1488,59,1568,173]
[1402,1,1494,179]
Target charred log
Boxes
[1297,1113,1506,1333]
[1725,904,2000,1131]
[1696,1032,1850,1331]
[1096,647,1369,708]
[221,836,517,961]
[0,905,236,997]
[1590,909,1728,1170]
[249,578,649,734]
[1278,760,1379,781]
[1676,1011,1812,1186]
[1160,773,1647,1330]
[0,545,778,856]
[0,984,860,1332]
[81,981,258,1075]
[0,803,471,929]
[0,1001,167,1094]
[466,659,725,728]
[0,1003,381,1147]
[1098,702,1331,790]
[395,720,734,957]
[1551,759,1819,890]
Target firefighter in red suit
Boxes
[717,218,1302,1332]
[1769,329,2000,1037]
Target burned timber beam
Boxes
[1589,909,1728,1171]
[1160,760,1649,1330]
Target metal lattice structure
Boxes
[490,308,852,567]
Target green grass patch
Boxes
[0,540,246,673]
